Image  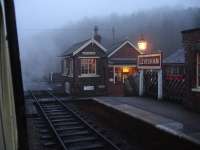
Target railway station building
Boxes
[60,27,141,96]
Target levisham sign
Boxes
[137,53,162,69]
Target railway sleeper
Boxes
[39,128,51,134]
[60,130,90,137]
[42,141,57,147]
[40,134,53,140]
[63,136,98,144]
[49,114,72,119]
[53,121,80,126]
[44,109,66,113]
[46,112,69,115]
[51,118,75,122]
[68,142,105,150]
[56,126,85,132]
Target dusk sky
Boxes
[15,0,200,30]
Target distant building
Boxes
[59,27,140,96]
[163,48,185,80]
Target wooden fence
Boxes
[163,75,186,103]
[126,70,186,103]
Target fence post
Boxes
[139,70,144,96]
[158,69,163,100]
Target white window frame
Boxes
[69,59,73,77]
[197,53,200,88]
[63,59,68,76]
[80,58,97,77]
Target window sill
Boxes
[191,88,200,92]
[78,74,100,78]
[68,75,73,78]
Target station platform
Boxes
[92,96,200,145]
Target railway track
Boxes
[30,90,121,150]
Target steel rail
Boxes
[29,90,69,150]
[47,90,121,150]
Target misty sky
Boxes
[14,0,200,85]
[15,0,200,30]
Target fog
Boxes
[14,0,200,89]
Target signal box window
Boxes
[80,58,96,75]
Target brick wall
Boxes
[110,43,139,59]
[182,28,200,112]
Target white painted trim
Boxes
[108,40,141,57]
[67,75,73,78]
[73,39,107,56]
[108,65,137,67]
[80,58,97,75]
[138,53,161,58]
[138,66,161,70]
[158,69,163,100]
[69,58,73,76]
[113,66,116,84]
[192,88,200,92]
[92,39,107,52]
[197,54,200,88]
[63,59,68,75]
[78,74,100,78]
[139,70,144,96]
[78,56,100,59]
[62,73,67,76]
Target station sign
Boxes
[137,53,162,69]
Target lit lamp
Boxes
[138,35,147,54]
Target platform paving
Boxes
[92,96,200,145]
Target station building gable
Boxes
[108,40,140,59]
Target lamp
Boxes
[138,35,147,54]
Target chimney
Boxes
[94,25,102,43]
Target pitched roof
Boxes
[163,48,185,64]
[61,37,139,57]
[61,38,108,56]
[61,39,90,56]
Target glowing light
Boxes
[123,67,129,73]
[138,40,147,51]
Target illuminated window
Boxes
[197,54,200,88]
[80,58,96,75]
[122,67,129,73]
